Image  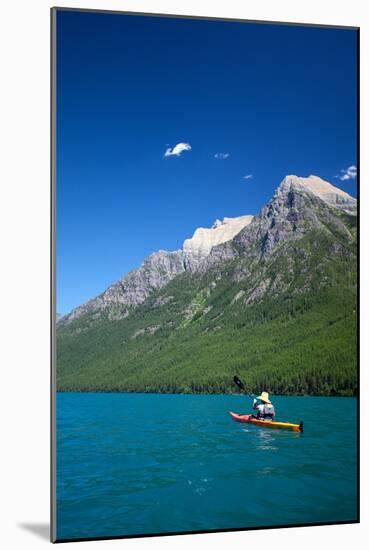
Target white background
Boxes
[0,0,367,548]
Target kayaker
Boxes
[252,392,275,420]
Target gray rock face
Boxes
[233,175,356,257]
[61,250,187,324]
[60,175,356,325]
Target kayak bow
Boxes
[229,411,303,432]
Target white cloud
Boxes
[335,165,357,181]
[243,174,253,180]
[164,142,192,158]
[214,152,230,160]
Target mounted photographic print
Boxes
[51,8,359,543]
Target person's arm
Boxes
[252,399,258,410]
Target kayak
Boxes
[229,411,303,432]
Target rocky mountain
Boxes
[62,249,187,323]
[57,175,357,396]
[60,214,253,325]
[233,175,356,255]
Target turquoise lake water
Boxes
[56,393,357,540]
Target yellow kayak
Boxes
[229,412,303,432]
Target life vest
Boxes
[258,403,275,419]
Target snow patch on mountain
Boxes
[183,215,253,257]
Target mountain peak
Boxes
[279,174,356,213]
[233,173,357,257]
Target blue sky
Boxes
[56,10,358,314]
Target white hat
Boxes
[256,391,271,404]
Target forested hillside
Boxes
[57,176,357,396]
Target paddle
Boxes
[233,375,255,397]
[233,376,257,418]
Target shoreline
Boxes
[55,390,357,398]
